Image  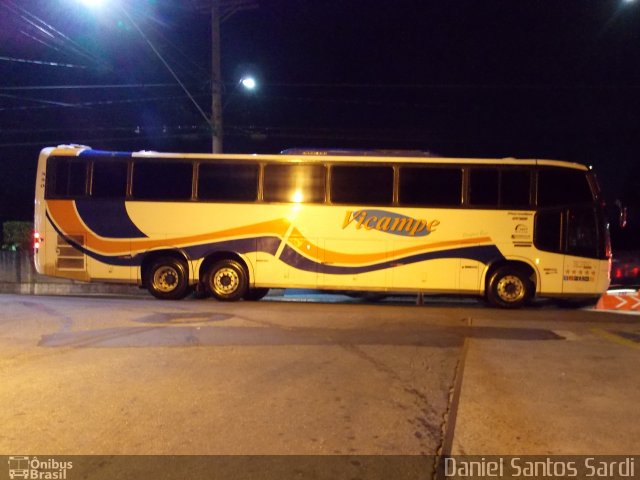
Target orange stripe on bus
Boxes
[47,200,291,255]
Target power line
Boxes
[0,93,208,112]
[117,5,213,131]
[0,83,190,91]
[2,0,110,69]
[0,94,79,108]
[0,56,87,69]
[0,133,207,149]
[2,82,639,93]
[18,29,83,62]
[142,21,210,81]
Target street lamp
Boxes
[222,75,259,111]
[240,76,257,91]
[76,0,214,148]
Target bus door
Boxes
[562,205,602,295]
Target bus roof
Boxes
[47,145,589,171]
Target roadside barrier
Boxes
[596,289,640,311]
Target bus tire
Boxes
[486,266,533,309]
[204,259,248,301]
[243,288,270,301]
[147,257,190,300]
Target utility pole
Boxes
[211,1,223,153]
[190,0,258,153]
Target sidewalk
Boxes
[451,327,640,454]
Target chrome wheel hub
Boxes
[496,275,525,303]
[212,268,239,295]
[153,266,179,293]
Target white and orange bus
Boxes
[34,145,611,308]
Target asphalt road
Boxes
[0,292,638,478]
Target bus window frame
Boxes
[130,158,196,202]
[465,166,533,210]
[261,161,328,205]
[328,162,395,206]
[88,157,131,199]
[44,156,90,200]
[195,159,260,203]
[397,164,464,208]
[535,166,595,208]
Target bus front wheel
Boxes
[204,259,248,301]
[486,266,533,309]
[147,257,190,300]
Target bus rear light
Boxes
[33,231,43,251]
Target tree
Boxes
[2,221,32,251]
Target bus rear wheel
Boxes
[204,259,248,301]
[147,257,190,300]
[486,266,533,309]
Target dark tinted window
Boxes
[132,161,193,200]
[535,209,562,253]
[331,165,393,205]
[469,169,499,206]
[567,206,598,258]
[92,161,128,198]
[46,157,88,198]
[501,170,531,207]
[263,164,325,203]
[538,169,593,207]
[399,167,462,206]
[469,168,531,208]
[198,163,258,201]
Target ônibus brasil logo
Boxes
[8,456,73,479]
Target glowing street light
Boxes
[240,76,257,90]
[75,0,213,145]
[75,0,258,153]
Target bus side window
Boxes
[331,165,393,205]
[566,206,598,258]
[538,169,593,207]
[46,157,88,198]
[92,161,128,198]
[131,161,193,200]
[534,209,562,253]
[399,167,462,207]
[263,164,325,203]
[198,163,258,201]
[468,169,499,206]
[501,170,531,208]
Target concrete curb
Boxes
[0,281,147,297]
[0,282,287,299]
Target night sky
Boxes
[1,0,639,246]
